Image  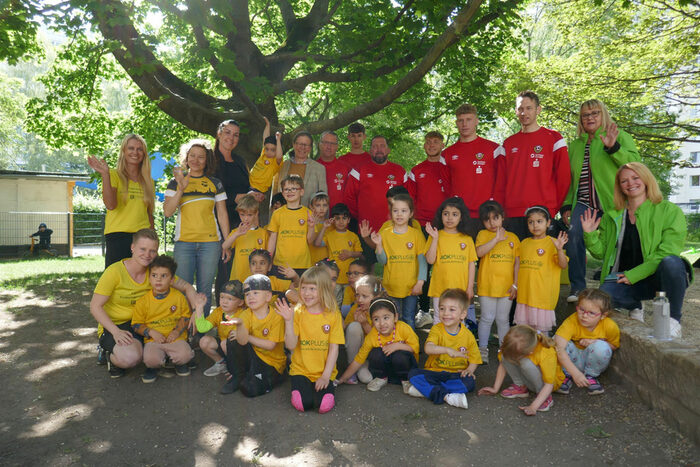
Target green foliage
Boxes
[687,214,700,242]
[0,71,25,169]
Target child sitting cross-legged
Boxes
[219,274,287,396]
[132,255,194,383]
[195,280,246,377]
[336,298,419,392]
[406,289,481,409]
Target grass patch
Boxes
[0,255,103,288]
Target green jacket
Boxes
[564,128,640,213]
[584,199,691,284]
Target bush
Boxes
[687,214,700,242]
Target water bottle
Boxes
[652,291,671,340]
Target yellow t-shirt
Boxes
[206,306,245,341]
[104,169,152,235]
[249,149,281,192]
[517,237,565,310]
[228,227,268,282]
[476,230,521,298]
[165,175,227,242]
[555,313,620,350]
[131,288,191,343]
[525,343,566,391]
[426,231,477,297]
[424,322,482,372]
[289,305,345,381]
[381,226,427,298]
[342,284,355,306]
[309,223,329,265]
[380,218,422,232]
[343,303,371,328]
[268,205,312,268]
[355,321,419,363]
[93,260,152,336]
[240,306,286,373]
[324,229,362,285]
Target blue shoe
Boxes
[141,367,158,383]
[557,375,572,395]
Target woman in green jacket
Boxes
[564,100,640,301]
[582,162,690,337]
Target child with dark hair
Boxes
[424,196,477,325]
[249,117,283,193]
[29,223,53,251]
[315,203,363,290]
[248,248,299,299]
[514,206,568,335]
[336,297,419,392]
[340,258,371,315]
[132,255,193,383]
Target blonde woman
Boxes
[582,162,690,337]
[88,134,155,268]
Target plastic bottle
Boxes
[652,291,671,340]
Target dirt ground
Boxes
[0,269,699,466]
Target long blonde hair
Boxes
[500,325,554,363]
[298,266,338,312]
[116,134,155,214]
[613,162,663,210]
[576,99,614,138]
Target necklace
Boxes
[378,327,397,348]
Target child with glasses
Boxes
[554,288,619,395]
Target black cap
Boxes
[243,274,272,293]
[221,280,244,299]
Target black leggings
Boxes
[290,375,335,411]
[226,341,284,398]
[367,349,417,383]
[104,232,134,269]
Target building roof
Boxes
[0,170,90,182]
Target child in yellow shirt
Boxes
[425,197,477,324]
[406,289,481,409]
[249,116,283,193]
[222,194,268,282]
[308,191,330,264]
[336,297,419,392]
[371,193,427,329]
[248,248,299,299]
[195,280,246,377]
[220,274,287,396]
[479,325,566,415]
[275,266,344,413]
[475,201,520,363]
[554,288,619,395]
[132,255,193,383]
[340,259,371,316]
[315,203,363,287]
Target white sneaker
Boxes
[567,293,579,303]
[407,384,424,398]
[444,393,469,409]
[670,318,682,338]
[401,380,412,394]
[630,308,644,323]
[479,348,489,364]
[415,310,433,328]
[203,360,226,377]
[367,377,388,392]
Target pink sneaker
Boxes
[318,393,335,414]
[537,395,554,412]
[500,384,529,399]
[291,390,305,412]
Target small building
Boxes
[0,170,90,257]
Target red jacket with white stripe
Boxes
[344,160,406,232]
[406,159,448,225]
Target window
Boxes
[690,152,700,164]
[692,175,700,187]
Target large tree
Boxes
[3,0,521,164]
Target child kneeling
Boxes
[554,288,619,395]
[220,274,287,396]
[132,255,194,383]
[336,298,419,392]
[406,289,481,409]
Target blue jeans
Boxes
[408,368,476,404]
[564,341,612,377]
[600,255,688,321]
[566,202,602,293]
[174,241,221,314]
[391,295,418,329]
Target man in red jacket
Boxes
[316,130,350,210]
[441,104,504,239]
[338,122,371,169]
[406,131,449,227]
[496,91,571,239]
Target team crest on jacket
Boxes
[534,145,543,153]
[509,241,514,248]
[257,238,263,245]
[388,174,395,180]
[299,219,305,225]
[459,243,466,250]
[406,242,414,249]
[322,324,331,334]
[264,159,270,165]
[170,305,177,312]
[475,152,484,160]
[348,240,353,247]
[262,328,270,336]
[537,248,545,256]
[459,347,467,353]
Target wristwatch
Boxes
[144,328,150,339]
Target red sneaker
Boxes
[500,384,529,398]
[537,395,554,412]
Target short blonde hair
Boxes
[576,99,614,137]
[236,194,260,212]
[614,162,663,210]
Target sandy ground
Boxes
[0,271,698,466]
